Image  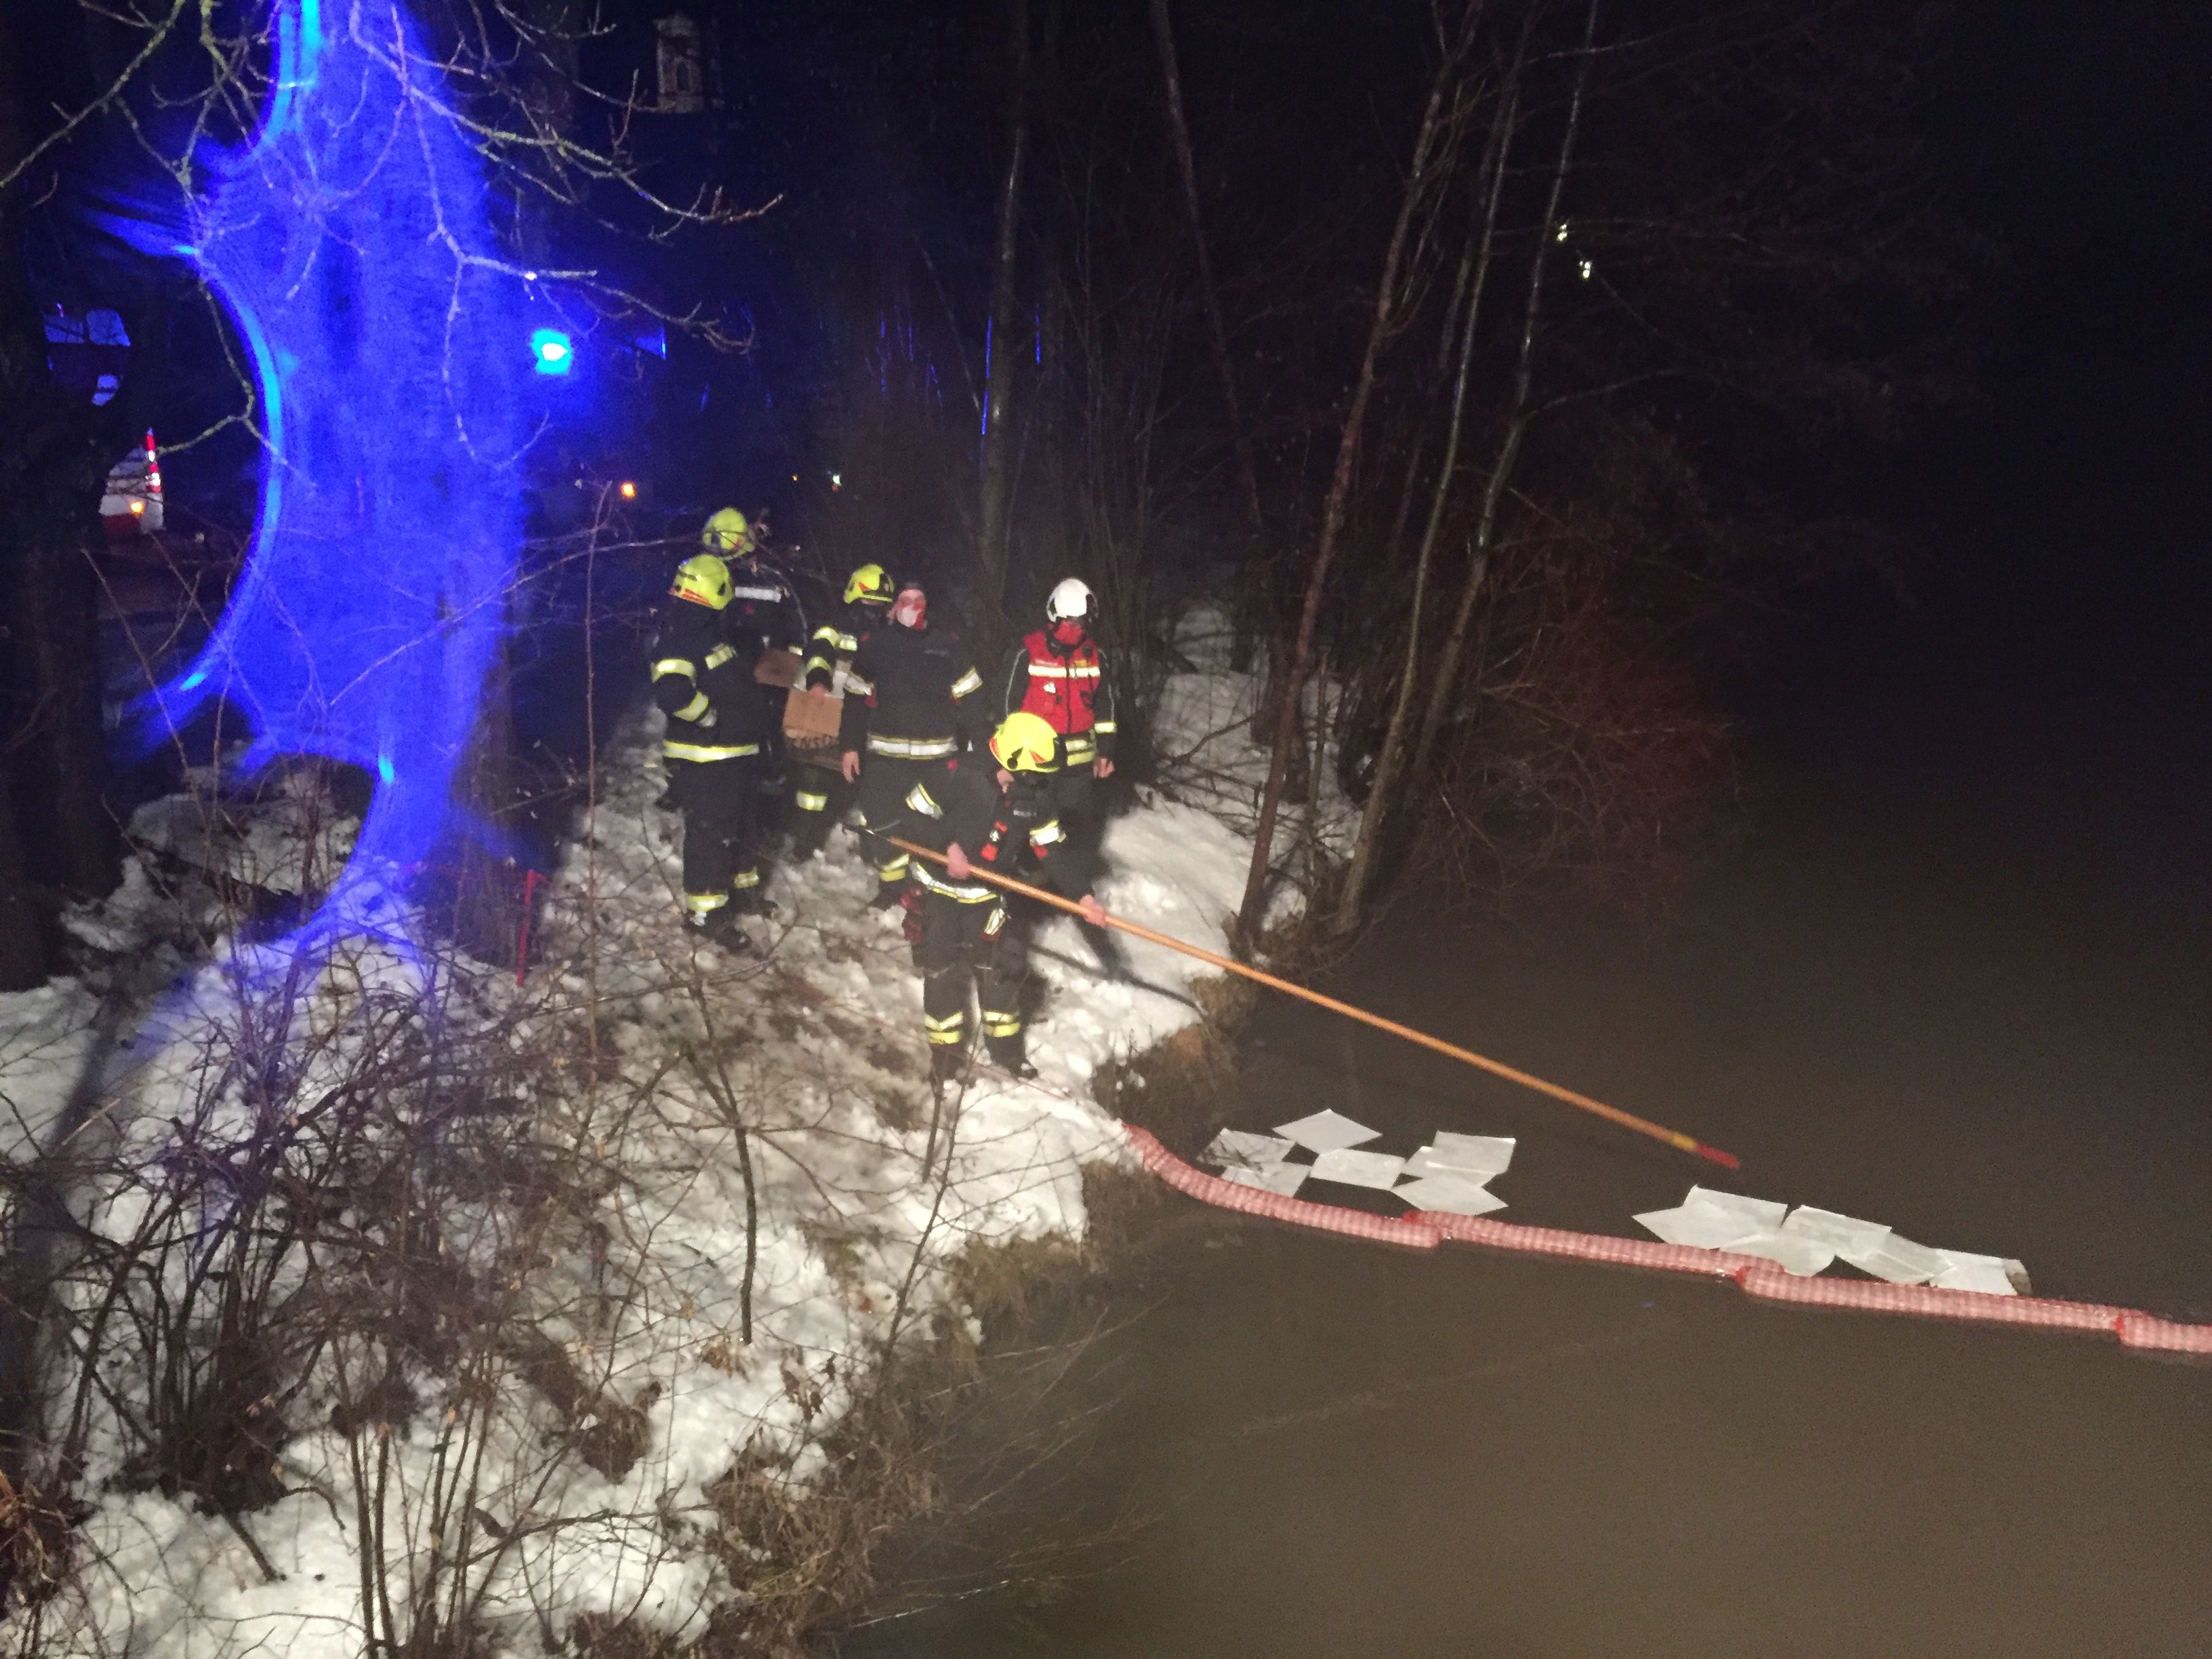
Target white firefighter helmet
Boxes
[1045,577,1093,624]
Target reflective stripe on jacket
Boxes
[838,623,986,758]
[651,602,768,762]
[903,768,1086,901]
[1002,628,1115,763]
[724,557,808,657]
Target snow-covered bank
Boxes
[1,606,1301,1658]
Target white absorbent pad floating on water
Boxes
[1780,1206,1891,1256]
[1839,1231,1947,1285]
[1404,1133,1516,1179]
[1635,1204,1767,1251]
[1307,1147,1408,1190]
[1202,1128,1296,1173]
[1929,1250,2029,1296]
[1683,1185,1790,1232]
[1635,1186,1789,1250]
[1633,1191,2030,1293]
[1274,1109,1382,1154]
[1395,1172,1507,1216]
[1220,1162,1310,1197]
[1727,1231,1837,1277]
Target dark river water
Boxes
[852,583,2212,1658]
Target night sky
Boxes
[1921,0,2212,626]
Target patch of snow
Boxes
[128,775,360,897]
[12,635,1285,1659]
[0,975,100,1166]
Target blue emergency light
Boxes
[531,328,575,375]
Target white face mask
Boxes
[892,590,927,630]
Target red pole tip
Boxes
[1697,1145,1742,1170]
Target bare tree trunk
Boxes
[1233,9,1480,945]
[0,754,43,989]
[5,537,118,900]
[513,0,582,265]
[1332,79,1521,936]
[1151,0,1269,670]
[449,0,578,967]
[1410,0,1597,792]
[452,614,518,968]
[975,0,1031,623]
[0,13,122,907]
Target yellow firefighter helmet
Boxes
[844,562,895,607]
[989,711,1063,775]
[670,552,733,609]
[701,506,756,556]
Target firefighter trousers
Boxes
[788,752,849,853]
[670,755,766,917]
[1051,763,1125,976]
[916,893,1027,1067]
[853,754,941,894]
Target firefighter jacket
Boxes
[838,622,987,761]
[724,555,808,660]
[1000,628,1116,767]
[802,603,877,693]
[651,601,771,762]
[899,764,1089,905]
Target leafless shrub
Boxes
[1087,969,1265,1160]
[6,514,1169,1659]
[0,1473,74,1614]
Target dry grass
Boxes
[698,1342,968,1658]
[568,1612,682,1659]
[0,1471,74,1613]
[1073,1163,1176,1275]
[946,1234,1089,1340]
[1090,970,1248,1156]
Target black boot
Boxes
[987,1043,1038,1081]
[685,909,755,953]
[930,1043,967,1086]
[1081,923,1131,982]
[868,880,908,912]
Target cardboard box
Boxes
[754,647,803,689]
[783,685,843,750]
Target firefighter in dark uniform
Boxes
[701,507,808,827]
[901,712,1107,1082]
[838,576,988,909]
[790,562,894,857]
[651,552,775,946]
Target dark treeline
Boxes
[0,0,1971,987]
[607,0,1973,935]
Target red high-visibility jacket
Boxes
[999,628,1116,766]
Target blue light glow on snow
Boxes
[131,0,537,935]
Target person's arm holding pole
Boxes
[886,836,1739,1169]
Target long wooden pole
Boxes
[888,838,1740,1169]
